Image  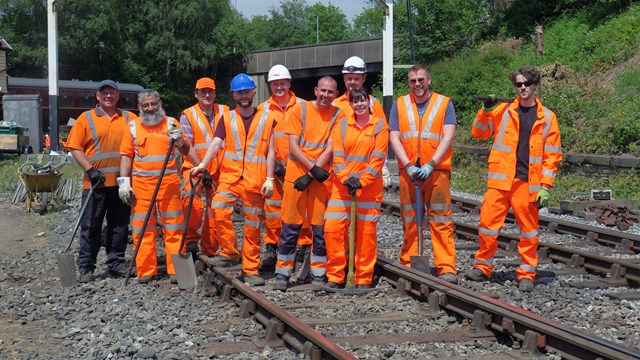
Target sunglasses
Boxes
[514,80,534,88]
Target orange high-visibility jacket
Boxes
[218,107,276,193]
[120,116,181,198]
[180,103,229,173]
[331,116,388,190]
[257,91,303,168]
[471,97,562,200]
[284,101,342,182]
[65,107,133,189]
[333,94,386,121]
[396,92,452,170]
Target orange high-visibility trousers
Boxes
[324,194,379,286]
[212,179,265,276]
[473,178,539,281]
[130,185,184,277]
[180,169,218,256]
[264,177,312,247]
[399,169,456,275]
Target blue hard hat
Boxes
[230,73,256,92]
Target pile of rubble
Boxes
[586,204,640,231]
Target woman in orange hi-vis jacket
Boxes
[464,66,562,292]
[325,87,388,288]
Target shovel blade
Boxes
[171,253,197,290]
[57,253,77,288]
[410,255,431,274]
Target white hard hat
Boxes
[342,56,366,74]
[268,64,291,82]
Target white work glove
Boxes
[168,126,185,147]
[117,177,135,205]
[261,177,274,198]
[421,163,434,180]
[382,164,390,189]
[190,162,206,176]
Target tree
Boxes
[305,3,352,44]
[0,0,48,77]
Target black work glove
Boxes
[484,95,498,109]
[294,173,313,192]
[201,169,213,188]
[86,167,105,186]
[343,176,362,195]
[310,165,330,183]
[274,162,286,178]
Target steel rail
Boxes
[197,254,356,360]
[376,256,640,360]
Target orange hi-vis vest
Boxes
[471,97,562,200]
[180,103,228,173]
[333,94,386,121]
[284,101,342,182]
[218,107,276,193]
[127,116,180,198]
[257,91,303,168]
[397,92,452,170]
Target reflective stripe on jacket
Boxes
[180,103,228,172]
[396,92,452,170]
[257,91,302,167]
[333,94,386,121]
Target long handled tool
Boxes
[410,181,431,273]
[57,182,97,287]
[124,138,175,285]
[472,95,514,103]
[171,172,200,289]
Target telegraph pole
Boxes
[374,0,394,158]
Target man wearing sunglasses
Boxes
[465,65,562,292]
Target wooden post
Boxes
[535,25,544,55]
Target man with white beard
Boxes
[118,89,199,284]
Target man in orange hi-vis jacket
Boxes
[257,65,313,276]
[325,87,388,288]
[192,73,276,287]
[389,64,458,284]
[272,76,344,292]
[178,77,229,259]
[464,65,562,292]
[119,89,199,284]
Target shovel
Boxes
[124,138,175,285]
[410,181,431,273]
[170,172,200,290]
[57,182,97,287]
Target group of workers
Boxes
[65,57,561,292]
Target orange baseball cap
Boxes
[196,77,216,90]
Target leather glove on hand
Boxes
[201,169,213,188]
[168,126,185,146]
[420,164,434,181]
[536,187,551,208]
[117,178,135,205]
[274,162,286,178]
[407,165,426,182]
[382,165,390,189]
[484,94,498,110]
[87,167,105,186]
[294,173,313,191]
[310,165,330,183]
[261,177,274,198]
[344,176,362,195]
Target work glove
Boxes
[294,173,313,192]
[420,164,435,181]
[382,165,390,189]
[191,162,206,176]
[86,167,105,186]
[536,187,551,208]
[201,169,213,188]
[406,165,426,182]
[309,165,330,183]
[261,177,274,198]
[168,126,185,146]
[344,176,362,195]
[274,162,286,178]
[117,177,135,205]
[484,94,498,110]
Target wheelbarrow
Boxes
[18,162,62,214]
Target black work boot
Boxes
[259,244,278,275]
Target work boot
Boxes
[463,268,489,282]
[169,275,178,284]
[137,275,154,284]
[356,284,371,289]
[273,277,288,292]
[244,274,266,286]
[78,271,94,283]
[207,255,240,268]
[325,281,339,289]
[310,275,326,287]
[109,262,132,278]
[438,272,458,284]
[518,278,534,292]
[186,242,199,259]
[259,244,278,274]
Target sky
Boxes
[233,0,372,23]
